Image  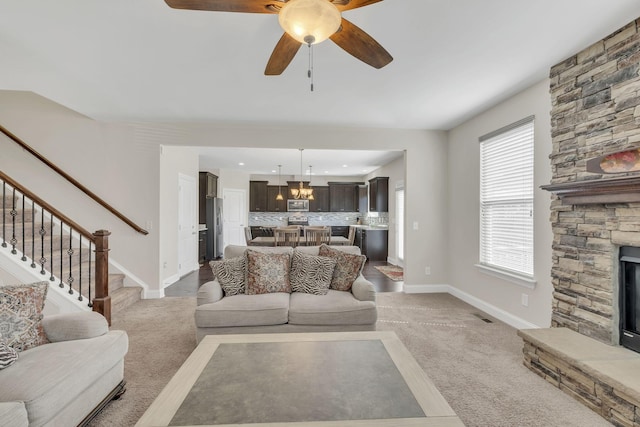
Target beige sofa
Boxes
[0,311,128,427]
[195,245,377,341]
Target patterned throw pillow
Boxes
[318,244,366,291]
[0,340,18,370]
[0,282,49,352]
[210,256,246,296]
[245,250,291,295]
[290,250,336,295]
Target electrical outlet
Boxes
[413,221,419,230]
[146,220,153,230]
[425,266,431,275]
[521,294,529,307]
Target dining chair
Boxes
[305,226,331,246]
[274,227,300,247]
[244,227,253,245]
[347,226,356,246]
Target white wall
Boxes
[145,124,448,287]
[447,79,553,328]
[159,145,199,288]
[0,91,161,293]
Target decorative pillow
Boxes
[318,244,366,291]
[245,250,291,295]
[0,282,49,352]
[210,256,246,296]
[0,340,18,370]
[290,250,336,295]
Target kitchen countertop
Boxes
[349,225,389,231]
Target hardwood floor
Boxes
[164,259,403,296]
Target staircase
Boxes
[1,187,142,317]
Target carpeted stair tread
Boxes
[111,286,142,315]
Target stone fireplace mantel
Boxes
[542,176,640,205]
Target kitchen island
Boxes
[350,225,389,262]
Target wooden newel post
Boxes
[93,230,111,326]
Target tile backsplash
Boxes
[249,212,388,227]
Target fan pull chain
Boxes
[307,42,314,92]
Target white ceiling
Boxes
[198,147,404,176]
[2,1,640,174]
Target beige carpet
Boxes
[89,293,611,427]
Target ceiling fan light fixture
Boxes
[278,0,342,45]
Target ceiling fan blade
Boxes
[330,18,392,69]
[334,0,383,12]
[164,0,279,13]
[265,33,302,75]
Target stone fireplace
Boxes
[518,18,640,427]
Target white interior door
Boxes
[223,188,246,249]
[396,186,405,267]
[178,174,197,277]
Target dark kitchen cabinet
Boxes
[249,181,268,212]
[198,229,207,263]
[309,186,329,212]
[358,185,368,214]
[331,226,349,238]
[198,172,218,224]
[267,186,287,212]
[354,227,388,261]
[369,177,389,212]
[329,183,359,212]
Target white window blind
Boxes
[480,116,534,278]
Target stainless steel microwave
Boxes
[287,199,309,212]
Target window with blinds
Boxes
[479,116,534,278]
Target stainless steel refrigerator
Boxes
[205,197,223,260]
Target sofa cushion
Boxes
[195,293,290,327]
[210,256,246,296]
[289,290,377,325]
[246,250,291,295]
[0,282,49,351]
[0,330,128,427]
[290,250,336,295]
[42,312,108,343]
[318,244,366,291]
[0,340,18,370]
[0,402,28,427]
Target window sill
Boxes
[475,264,536,289]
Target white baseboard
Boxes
[401,283,540,330]
[145,289,165,299]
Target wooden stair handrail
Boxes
[0,170,96,242]
[0,124,148,235]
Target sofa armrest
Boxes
[351,274,376,302]
[0,402,28,427]
[42,311,108,343]
[197,280,224,306]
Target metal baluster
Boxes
[21,194,26,261]
[67,228,74,295]
[88,241,93,307]
[78,235,83,301]
[39,209,46,275]
[30,200,36,268]
[50,216,55,281]
[59,220,64,288]
[10,188,17,254]
[1,183,6,247]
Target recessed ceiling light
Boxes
[238,162,245,166]
[324,170,329,174]
[342,164,348,168]
[271,169,276,173]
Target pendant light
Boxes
[276,165,284,201]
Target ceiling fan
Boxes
[164,0,393,75]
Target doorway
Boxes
[178,174,197,277]
[396,183,404,267]
[223,188,247,248]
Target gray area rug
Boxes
[89,293,612,427]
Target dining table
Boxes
[248,236,350,247]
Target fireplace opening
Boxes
[619,246,640,353]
